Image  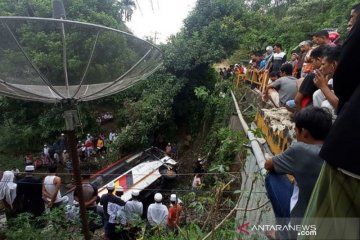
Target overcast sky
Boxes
[126,0,197,43]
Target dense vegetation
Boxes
[0,0,357,239]
[0,0,356,159]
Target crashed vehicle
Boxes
[92,147,178,201]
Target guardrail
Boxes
[230,90,267,176]
[235,69,270,94]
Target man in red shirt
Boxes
[167,194,183,230]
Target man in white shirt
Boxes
[42,164,68,209]
[107,186,127,239]
[269,43,287,74]
[125,190,143,239]
[125,190,143,223]
[147,193,168,228]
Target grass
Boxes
[0,153,24,172]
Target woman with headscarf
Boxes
[0,171,18,218]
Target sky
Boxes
[126,0,197,43]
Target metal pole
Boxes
[64,111,91,240]
[60,20,70,98]
[230,90,267,176]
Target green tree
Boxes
[117,0,136,22]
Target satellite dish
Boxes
[52,0,66,19]
[0,11,163,240]
[0,16,163,103]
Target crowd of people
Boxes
[259,3,360,239]
[0,162,185,239]
[219,64,247,80]
[96,112,114,125]
[23,130,120,172]
[0,132,188,239]
[1,3,359,240]
[260,35,339,112]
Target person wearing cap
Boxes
[17,165,45,218]
[43,144,49,157]
[42,164,68,209]
[124,190,143,223]
[264,46,274,70]
[266,46,273,55]
[194,158,205,174]
[59,133,67,153]
[147,193,168,228]
[42,144,51,166]
[167,194,183,230]
[106,186,127,239]
[124,190,143,239]
[100,182,125,239]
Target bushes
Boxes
[5,208,83,240]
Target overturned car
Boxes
[92,147,178,201]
